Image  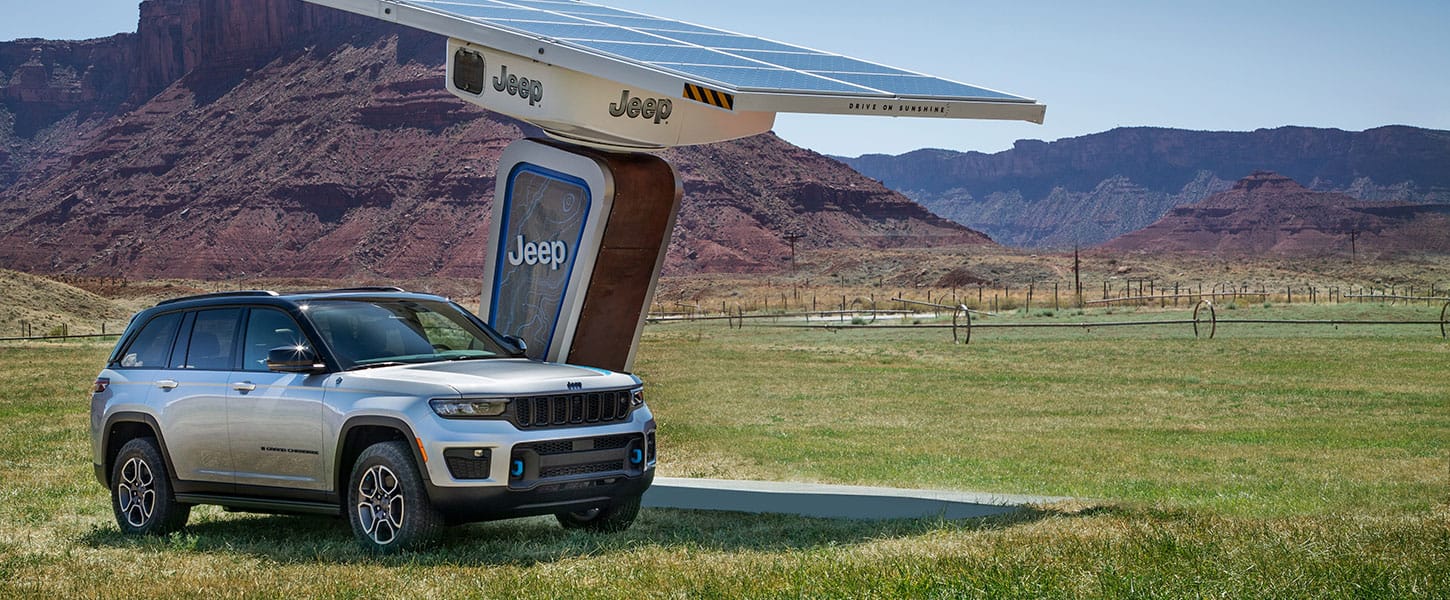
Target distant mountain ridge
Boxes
[842,126,1450,249]
[0,0,985,280]
[1103,171,1450,256]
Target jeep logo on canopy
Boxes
[506,235,569,270]
[609,90,672,124]
[493,65,545,107]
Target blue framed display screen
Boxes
[489,163,593,360]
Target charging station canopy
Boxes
[304,0,1046,151]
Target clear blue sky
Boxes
[4,0,1449,157]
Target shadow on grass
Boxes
[79,504,1095,566]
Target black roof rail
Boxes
[155,290,280,306]
[290,286,409,295]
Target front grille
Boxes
[510,434,643,487]
[518,434,636,457]
[443,448,492,480]
[511,390,633,429]
[541,461,623,478]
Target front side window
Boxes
[185,309,241,371]
[118,313,182,369]
[243,308,309,372]
[305,299,509,370]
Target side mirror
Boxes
[503,335,528,355]
[267,346,326,373]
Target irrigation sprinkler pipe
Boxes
[649,309,913,323]
[893,297,997,317]
[1342,294,1450,302]
[1087,292,1267,306]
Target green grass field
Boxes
[2,304,1446,598]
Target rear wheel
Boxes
[346,441,441,553]
[111,437,190,535]
[556,494,641,533]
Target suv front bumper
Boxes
[426,470,654,523]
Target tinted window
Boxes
[118,313,182,369]
[185,309,241,371]
[243,309,308,372]
[306,299,508,369]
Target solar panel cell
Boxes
[814,73,1024,101]
[573,42,760,69]
[727,50,914,76]
[661,65,878,94]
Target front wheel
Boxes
[346,441,441,553]
[111,437,190,535]
[556,494,641,533]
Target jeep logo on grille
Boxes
[567,381,583,390]
[609,90,672,124]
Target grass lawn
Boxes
[1,303,1446,598]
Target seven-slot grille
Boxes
[511,390,633,429]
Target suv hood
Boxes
[346,359,635,396]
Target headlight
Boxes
[631,388,645,407]
[430,398,509,419]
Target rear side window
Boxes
[118,313,182,369]
[185,309,242,371]
[243,309,308,372]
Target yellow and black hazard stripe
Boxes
[683,83,735,111]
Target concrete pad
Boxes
[643,477,1072,521]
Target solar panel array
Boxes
[407,0,1034,104]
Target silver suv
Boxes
[90,288,656,552]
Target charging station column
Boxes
[480,138,681,373]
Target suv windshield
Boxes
[304,299,512,370]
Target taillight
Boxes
[92,378,110,394]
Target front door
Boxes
[227,308,327,492]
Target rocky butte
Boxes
[1101,171,1450,257]
[0,0,987,280]
[843,126,1450,249]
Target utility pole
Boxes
[1350,229,1358,264]
[1073,246,1082,306]
[784,231,805,274]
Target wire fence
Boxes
[651,280,1449,319]
[648,293,1450,345]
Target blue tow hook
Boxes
[630,449,644,465]
[511,459,525,477]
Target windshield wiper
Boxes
[345,361,408,371]
[441,354,499,362]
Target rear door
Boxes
[227,307,327,492]
[154,308,241,486]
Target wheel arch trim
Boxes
[100,412,176,488]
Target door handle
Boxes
[232,382,257,393]
[156,379,178,390]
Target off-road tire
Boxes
[346,441,441,553]
[556,494,642,533]
[111,437,190,535]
